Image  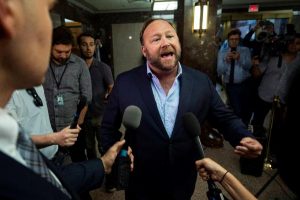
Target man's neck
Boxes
[51,56,70,66]
[150,66,178,95]
[0,78,13,107]
[85,57,94,68]
[52,59,64,66]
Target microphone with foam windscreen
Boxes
[183,113,228,200]
[183,112,205,159]
[122,105,142,131]
[117,105,142,190]
[70,96,87,129]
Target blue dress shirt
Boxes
[147,63,182,137]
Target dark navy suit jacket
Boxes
[0,150,104,199]
[101,64,252,200]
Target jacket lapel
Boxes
[135,66,169,138]
[172,66,194,137]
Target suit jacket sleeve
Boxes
[59,159,105,194]
[203,74,252,146]
[100,72,124,152]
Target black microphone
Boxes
[183,112,204,159]
[183,113,228,200]
[70,96,87,129]
[117,105,142,190]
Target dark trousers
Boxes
[83,116,103,159]
[226,79,252,125]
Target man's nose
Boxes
[87,45,92,50]
[161,37,170,48]
[59,53,68,59]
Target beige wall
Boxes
[112,23,144,78]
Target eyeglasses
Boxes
[26,88,43,107]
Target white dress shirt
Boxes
[5,86,58,159]
[0,108,27,165]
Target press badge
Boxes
[56,94,64,106]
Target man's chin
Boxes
[52,57,69,65]
[83,55,94,59]
[161,61,178,70]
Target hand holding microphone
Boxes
[117,105,142,190]
[196,158,228,183]
[101,140,126,174]
[183,113,228,200]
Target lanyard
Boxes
[50,62,68,89]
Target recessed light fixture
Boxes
[153,1,178,11]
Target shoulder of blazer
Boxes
[42,154,80,200]
[0,151,75,200]
[181,65,210,82]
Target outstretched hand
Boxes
[234,137,263,158]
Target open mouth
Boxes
[161,52,174,58]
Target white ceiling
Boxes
[67,0,300,14]
[68,0,153,13]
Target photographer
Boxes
[252,34,300,159]
[243,20,277,83]
[217,28,252,125]
[243,21,277,131]
[243,20,277,61]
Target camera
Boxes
[256,30,270,43]
[255,20,275,43]
[258,20,274,27]
[260,33,296,60]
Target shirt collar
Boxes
[68,54,76,63]
[0,108,25,164]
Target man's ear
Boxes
[0,0,17,39]
[141,46,146,57]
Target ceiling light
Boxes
[128,0,152,3]
[293,10,300,15]
[65,18,76,23]
[153,1,178,11]
[152,14,174,20]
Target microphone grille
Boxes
[183,112,201,138]
[122,105,142,129]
